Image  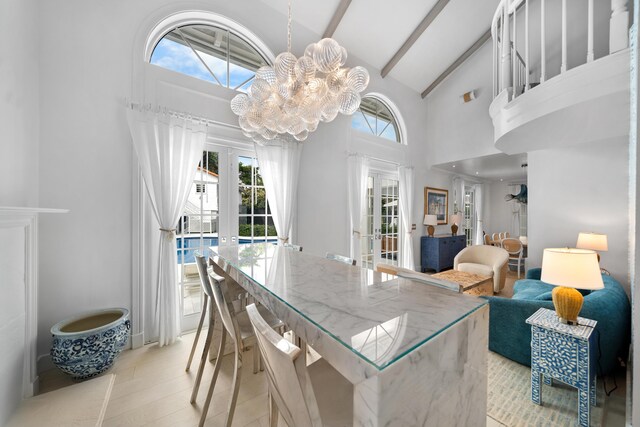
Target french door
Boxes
[361,173,400,270]
[177,144,270,331]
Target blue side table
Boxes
[526,308,597,427]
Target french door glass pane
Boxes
[177,151,220,319]
[361,175,400,270]
[238,156,276,243]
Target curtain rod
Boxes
[346,151,402,167]
[125,100,239,130]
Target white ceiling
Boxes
[433,153,528,182]
[258,0,500,95]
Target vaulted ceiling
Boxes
[259,0,500,97]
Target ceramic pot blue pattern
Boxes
[50,308,130,380]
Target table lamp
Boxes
[541,248,604,325]
[449,213,463,236]
[423,214,437,237]
[576,232,608,262]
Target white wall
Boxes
[484,180,527,237]
[0,0,39,207]
[528,139,629,291]
[425,42,499,166]
[0,0,39,423]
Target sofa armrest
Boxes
[483,296,555,367]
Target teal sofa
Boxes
[485,268,630,375]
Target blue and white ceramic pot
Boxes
[50,308,130,380]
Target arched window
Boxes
[351,95,402,143]
[149,23,270,92]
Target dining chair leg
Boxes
[186,294,208,372]
[223,345,243,427]
[191,303,215,403]
[198,329,227,427]
[253,345,259,374]
[268,391,278,427]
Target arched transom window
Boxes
[150,24,269,92]
[351,96,402,143]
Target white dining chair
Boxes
[193,272,284,427]
[325,252,357,266]
[246,304,353,427]
[185,253,214,373]
[283,243,303,251]
[502,238,525,278]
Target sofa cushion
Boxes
[457,263,493,277]
[533,291,553,300]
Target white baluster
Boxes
[540,0,546,83]
[513,5,517,96]
[525,0,529,91]
[501,2,512,96]
[587,0,594,62]
[561,0,567,73]
[609,0,629,53]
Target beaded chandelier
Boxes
[230,0,369,142]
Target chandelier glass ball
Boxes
[231,38,369,143]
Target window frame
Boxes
[351,93,407,145]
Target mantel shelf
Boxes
[0,206,70,214]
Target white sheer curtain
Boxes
[254,139,303,244]
[347,154,369,260]
[398,166,414,270]
[474,184,484,245]
[126,106,206,346]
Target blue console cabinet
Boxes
[421,235,467,272]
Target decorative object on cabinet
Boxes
[424,187,448,224]
[423,214,437,237]
[449,213,463,236]
[420,234,466,272]
[541,248,604,325]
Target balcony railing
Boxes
[492,0,630,101]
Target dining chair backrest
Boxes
[484,234,491,245]
[492,233,499,241]
[501,238,523,257]
[326,252,356,266]
[209,271,242,345]
[505,232,510,238]
[499,232,506,239]
[194,251,214,298]
[246,304,322,427]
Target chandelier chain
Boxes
[287,0,292,53]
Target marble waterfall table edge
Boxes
[209,252,489,427]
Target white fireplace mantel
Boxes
[0,206,68,398]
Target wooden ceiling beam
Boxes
[322,0,353,39]
[421,29,492,99]
[381,0,450,78]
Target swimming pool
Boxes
[177,236,276,263]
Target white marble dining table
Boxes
[210,243,489,427]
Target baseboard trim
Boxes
[130,332,144,349]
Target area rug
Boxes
[488,352,605,426]
[7,374,115,427]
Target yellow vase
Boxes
[552,286,584,324]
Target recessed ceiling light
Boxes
[452,165,456,168]
[475,171,479,175]
[500,179,503,181]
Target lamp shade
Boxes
[423,214,438,226]
[576,232,608,252]
[450,213,463,226]
[541,248,604,290]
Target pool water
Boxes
[177,236,276,263]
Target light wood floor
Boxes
[39,331,507,426]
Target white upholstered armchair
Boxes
[453,245,509,293]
